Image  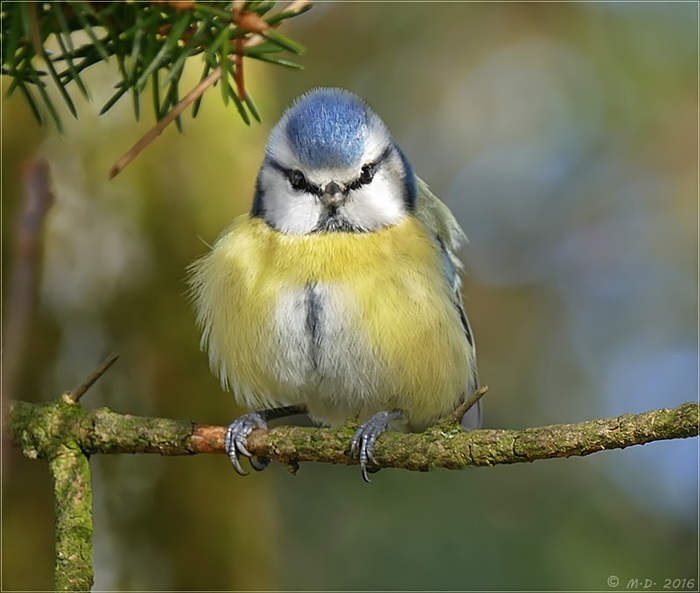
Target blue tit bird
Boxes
[188,88,480,481]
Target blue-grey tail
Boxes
[460,399,482,430]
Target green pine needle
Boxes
[1,1,311,132]
[244,91,261,123]
[228,79,251,125]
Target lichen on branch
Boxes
[6,393,698,592]
[8,398,699,473]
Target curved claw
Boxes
[249,456,270,471]
[224,411,269,476]
[350,410,402,482]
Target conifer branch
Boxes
[1,1,311,131]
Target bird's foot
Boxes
[350,410,402,482]
[224,411,271,475]
[224,405,307,475]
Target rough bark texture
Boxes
[6,397,698,591]
[50,449,93,592]
[9,398,699,467]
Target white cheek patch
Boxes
[258,166,408,234]
[259,168,321,234]
[342,171,406,231]
[259,116,410,235]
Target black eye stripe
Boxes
[268,146,393,196]
[348,146,393,191]
[268,159,322,195]
[294,175,322,196]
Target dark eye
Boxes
[359,164,375,184]
[289,170,308,191]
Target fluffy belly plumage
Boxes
[190,215,472,430]
[268,282,399,425]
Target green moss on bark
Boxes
[5,397,699,592]
[50,449,93,592]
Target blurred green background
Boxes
[3,2,698,591]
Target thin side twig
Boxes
[66,352,120,403]
[450,384,489,422]
[108,66,223,179]
[109,0,311,179]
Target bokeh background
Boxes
[3,2,698,591]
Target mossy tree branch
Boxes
[6,389,698,591]
[50,449,93,592]
[9,397,699,470]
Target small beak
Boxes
[320,181,346,208]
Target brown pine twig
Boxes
[108,0,311,180]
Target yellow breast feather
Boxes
[188,213,471,430]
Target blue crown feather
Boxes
[285,89,370,169]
